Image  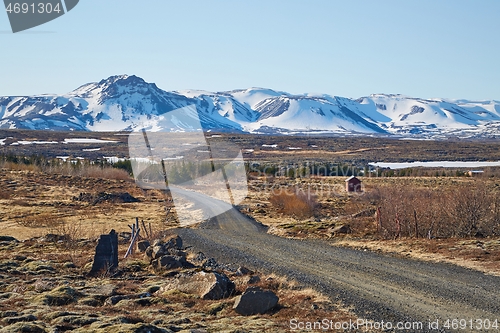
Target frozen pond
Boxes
[370,161,500,169]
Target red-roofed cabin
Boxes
[345,176,362,192]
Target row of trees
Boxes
[0,153,132,180]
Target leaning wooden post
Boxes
[124,219,141,258]
[131,224,135,254]
[141,219,149,239]
[124,227,140,258]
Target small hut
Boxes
[345,176,362,192]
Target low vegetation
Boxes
[0,153,131,180]
[374,182,500,239]
[269,187,317,219]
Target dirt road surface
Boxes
[174,189,500,332]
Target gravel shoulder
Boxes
[175,194,500,332]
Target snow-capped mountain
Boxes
[1,75,500,138]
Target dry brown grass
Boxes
[269,187,317,219]
[0,169,174,241]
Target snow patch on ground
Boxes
[64,138,118,144]
[370,161,500,169]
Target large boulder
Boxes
[233,287,279,315]
[159,271,235,300]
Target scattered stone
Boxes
[105,292,151,306]
[152,245,165,259]
[202,258,221,271]
[39,234,68,243]
[157,255,187,270]
[105,295,131,306]
[146,236,184,261]
[12,255,26,261]
[330,224,351,235]
[118,232,132,243]
[233,287,279,315]
[191,252,206,264]
[89,230,118,276]
[159,271,235,300]
[165,235,183,250]
[236,266,253,276]
[0,236,18,243]
[137,240,150,253]
[63,262,76,269]
[145,246,154,259]
[247,275,261,285]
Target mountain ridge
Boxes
[1,74,500,139]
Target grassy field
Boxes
[1,129,499,276]
[0,130,499,332]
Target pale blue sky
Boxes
[1,0,499,100]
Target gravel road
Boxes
[174,190,500,332]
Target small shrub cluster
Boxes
[269,187,317,219]
[374,182,500,239]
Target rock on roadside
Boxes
[233,287,278,315]
[158,271,235,300]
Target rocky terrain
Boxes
[1,163,500,332]
[0,233,353,333]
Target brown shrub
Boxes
[269,187,317,219]
[78,165,131,180]
[373,181,500,239]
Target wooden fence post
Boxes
[414,209,419,239]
